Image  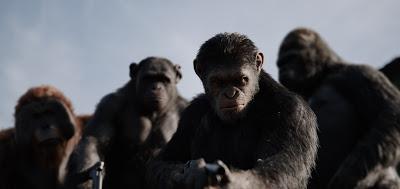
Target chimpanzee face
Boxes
[196,53,263,123]
[135,60,180,112]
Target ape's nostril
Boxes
[152,85,161,90]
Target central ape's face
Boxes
[16,100,76,148]
[136,62,178,112]
[204,62,261,123]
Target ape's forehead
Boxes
[140,61,174,76]
[202,55,255,73]
[208,64,253,78]
[20,100,67,113]
[281,37,312,51]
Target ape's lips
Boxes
[145,96,165,104]
[145,93,165,101]
[220,104,245,111]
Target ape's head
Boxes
[194,33,264,122]
[130,57,182,113]
[277,28,342,96]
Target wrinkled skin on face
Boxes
[195,53,263,123]
[16,99,76,149]
[14,99,78,172]
[134,59,181,114]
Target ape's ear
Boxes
[256,52,264,72]
[129,62,139,79]
[174,64,182,83]
[193,59,203,78]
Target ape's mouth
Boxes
[145,95,165,103]
[220,104,245,111]
[148,97,163,102]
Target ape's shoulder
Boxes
[175,95,189,114]
[169,94,210,137]
[275,91,316,128]
[326,63,400,97]
[93,92,126,117]
[0,128,16,163]
[0,128,16,187]
[259,71,312,116]
[182,94,210,117]
[328,64,384,83]
[281,92,311,114]
[94,81,133,111]
[322,63,400,116]
[0,127,15,144]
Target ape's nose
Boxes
[224,88,238,99]
[41,124,53,130]
[151,84,161,91]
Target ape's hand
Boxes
[205,160,231,187]
[181,159,208,189]
[181,159,231,189]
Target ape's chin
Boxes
[34,141,67,169]
[217,106,247,124]
[145,98,168,112]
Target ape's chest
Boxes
[309,85,361,171]
[107,114,179,183]
[119,113,178,147]
[309,85,361,139]
[16,165,58,189]
[191,122,261,169]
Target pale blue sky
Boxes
[1,0,399,128]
